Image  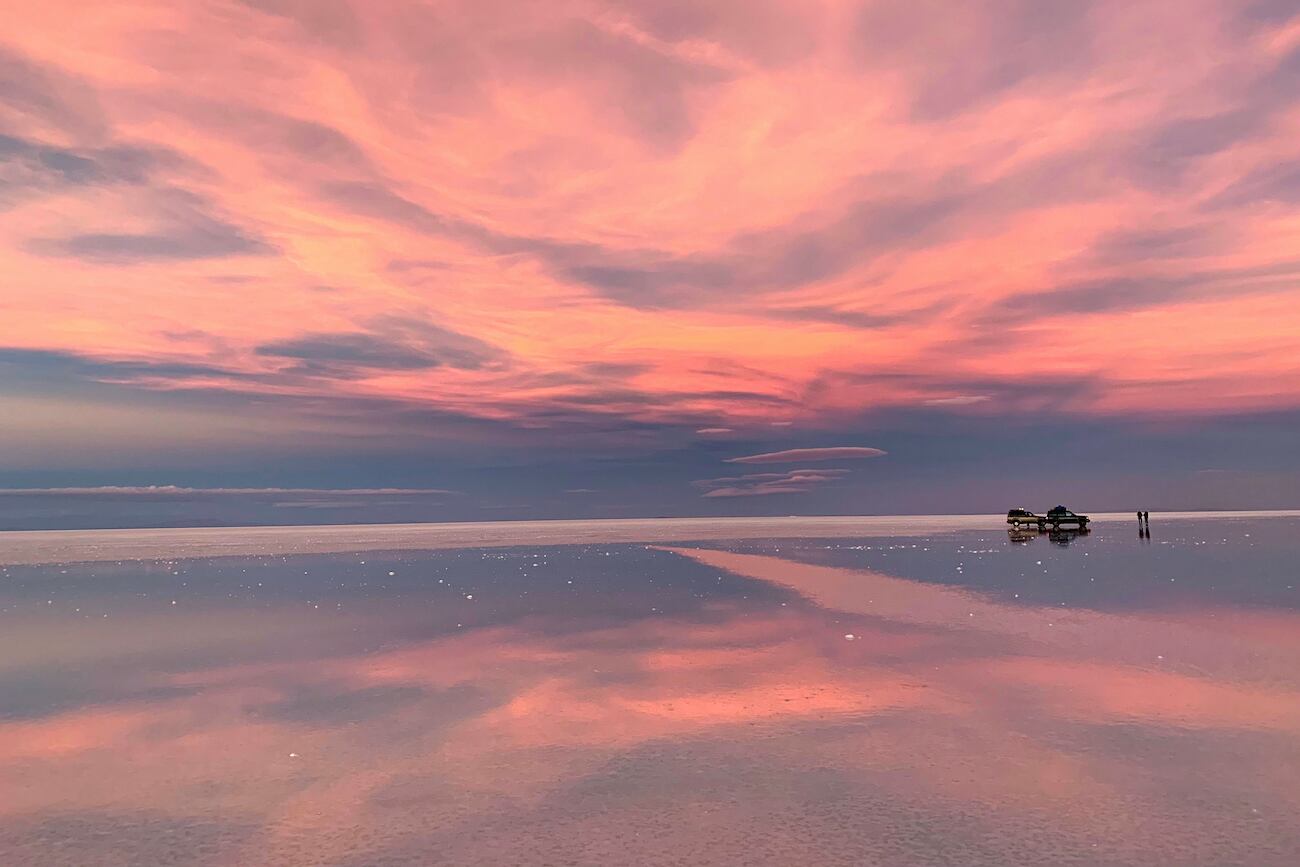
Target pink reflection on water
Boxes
[1,547,1298,865]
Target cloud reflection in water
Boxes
[1,526,1298,865]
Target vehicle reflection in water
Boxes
[1006,526,1039,544]
[1007,526,1092,546]
[1,520,1298,866]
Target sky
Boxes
[2,0,1299,527]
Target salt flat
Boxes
[2,511,1297,566]
[3,516,1299,866]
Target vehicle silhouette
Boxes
[1007,506,1091,530]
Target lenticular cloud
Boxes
[725,447,887,464]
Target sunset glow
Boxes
[2,0,1299,514]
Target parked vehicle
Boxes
[1045,505,1089,527]
[1006,506,1091,529]
[1006,508,1040,526]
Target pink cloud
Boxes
[923,395,990,406]
[725,447,887,464]
[0,0,1297,458]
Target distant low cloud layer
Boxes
[0,486,457,497]
[727,447,887,464]
[694,468,852,498]
[1,0,1299,485]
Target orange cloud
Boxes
[0,0,1298,460]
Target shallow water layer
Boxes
[1,517,1298,865]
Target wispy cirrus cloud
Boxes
[1,0,1299,496]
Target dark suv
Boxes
[1045,505,1089,527]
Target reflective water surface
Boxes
[2,517,1298,865]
